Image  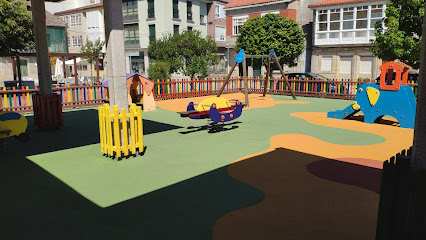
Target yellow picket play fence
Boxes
[98,103,144,159]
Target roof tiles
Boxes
[308,0,380,8]
[225,0,284,9]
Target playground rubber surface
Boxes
[0,93,413,239]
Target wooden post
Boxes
[11,57,16,81]
[16,56,22,87]
[96,56,100,84]
[263,56,270,97]
[62,56,66,78]
[73,57,78,84]
[271,53,297,100]
[217,61,237,97]
[243,56,249,107]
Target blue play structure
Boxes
[327,61,416,129]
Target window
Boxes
[70,14,81,26]
[187,26,193,32]
[60,16,69,25]
[47,27,67,52]
[174,25,179,35]
[315,4,385,45]
[261,11,279,16]
[123,0,138,21]
[173,0,179,18]
[148,0,155,18]
[77,65,88,71]
[232,16,248,35]
[72,35,83,47]
[318,10,327,32]
[187,1,193,21]
[321,56,332,71]
[149,24,156,44]
[360,56,373,74]
[340,56,352,73]
[369,4,384,40]
[215,26,225,41]
[124,24,139,45]
[215,3,224,18]
[200,15,205,24]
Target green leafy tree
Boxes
[148,61,171,80]
[148,30,218,79]
[0,0,34,55]
[236,14,305,67]
[80,37,105,81]
[371,0,424,69]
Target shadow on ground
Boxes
[5,109,183,155]
[347,115,400,127]
[179,121,241,134]
[1,146,383,240]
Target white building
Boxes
[308,0,386,80]
[123,0,211,75]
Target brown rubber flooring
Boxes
[213,148,382,240]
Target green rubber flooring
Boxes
[13,95,386,207]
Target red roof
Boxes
[225,0,284,9]
[54,3,103,15]
[308,0,380,8]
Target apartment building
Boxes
[207,0,231,75]
[55,3,106,78]
[122,0,211,75]
[224,0,321,77]
[0,11,67,85]
[308,0,385,80]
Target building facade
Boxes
[122,0,211,76]
[206,0,231,76]
[308,0,386,80]
[55,3,106,78]
[0,10,67,85]
[224,0,323,78]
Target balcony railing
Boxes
[125,39,140,46]
[123,13,138,22]
[149,36,155,44]
[187,12,193,21]
[148,9,155,18]
[173,9,179,19]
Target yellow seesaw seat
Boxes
[196,97,230,111]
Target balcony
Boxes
[123,13,138,22]
[149,36,155,44]
[125,39,140,46]
[187,12,193,21]
[173,9,179,19]
[148,9,155,19]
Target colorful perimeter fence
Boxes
[0,83,107,113]
[0,77,419,113]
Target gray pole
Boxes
[103,0,128,111]
[31,0,52,96]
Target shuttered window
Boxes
[360,56,373,74]
[321,56,332,71]
[340,56,352,73]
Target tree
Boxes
[0,0,34,55]
[148,61,171,80]
[236,14,305,67]
[80,37,105,81]
[370,0,424,69]
[148,30,218,79]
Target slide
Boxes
[327,103,360,119]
